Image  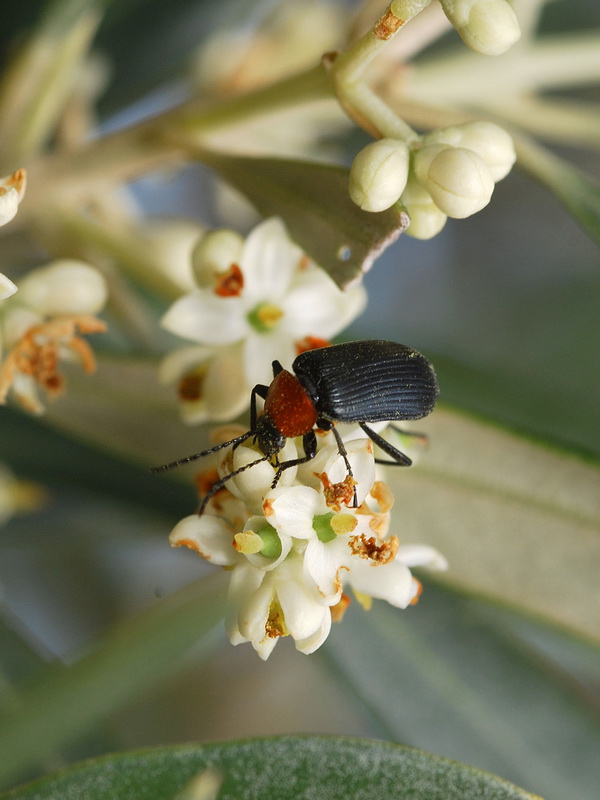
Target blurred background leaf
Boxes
[0,737,543,800]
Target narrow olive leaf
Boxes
[0,737,542,800]
[44,354,197,469]
[0,0,109,166]
[387,406,600,642]
[327,590,600,800]
[515,136,600,245]
[197,150,409,288]
[0,573,227,788]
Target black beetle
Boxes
[152,339,439,514]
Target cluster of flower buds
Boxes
[169,424,446,660]
[0,260,107,414]
[160,218,366,425]
[349,120,516,238]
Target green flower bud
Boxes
[192,229,244,287]
[424,121,516,181]
[401,178,448,240]
[440,0,521,56]
[349,138,410,213]
[414,144,494,219]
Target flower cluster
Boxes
[160,217,366,424]
[349,120,516,238]
[0,260,108,414]
[169,425,446,660]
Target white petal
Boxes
[267,485,323,540]
[0,187,20,226]
[396,544,448,571]
[158,344,215,385]
[0,273,17,300]
[169,514,240,566]
[18,261,107,315]
[226,563,265,643]
[282,268,367,339]
[201,344,248,421]
[295,611,332,654]
[253,635,279,660]
[243,332,296,387]
[348,559,418,608]
[161,290,248,344]
[241,218,300,300]
[303,535,350,603]
[277,574,330,641]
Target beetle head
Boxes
[255,413,286,459]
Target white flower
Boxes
[169,427,446,659]
[226,556,332,660]
[0,168,26,227]
[160,217,366,423]
[0,260,107,414]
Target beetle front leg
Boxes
[250,383,269,428]
[270,430,318,488]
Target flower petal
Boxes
[348,558,418,608]
[281,267,366,339]
[240,218,300,300]
[161,290,248,344]
[243,332,296,386]
[0,273,17,300]
[169,514,241,566]
[266,485,323,539]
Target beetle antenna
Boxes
[150,430,255,474]
[198,454,270,515]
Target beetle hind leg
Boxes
[359,422,413,467]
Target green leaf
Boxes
[44,354,197,469]
[0,737,541,800]
[0,573,226,787]
[326,589,600,800]
[0,0,109,167]
[516,136,600,245]
[199,150,410,289]
[387,406,600,642]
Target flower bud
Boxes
[140,219,204,292]
[0,273,17,300]
[440,0,521,56]
[413,144,494,218]
[224,439,298,515]
[192,229,244,288]
[349,138,410,213]
[400,178,448,240]
[18,260,108,315]
[424,121,516,181]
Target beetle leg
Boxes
[359,422,412,466]
[315,419,357,506]
[198,454,269,515]
[250,383,269,428]
[270,429,317,488]
[388,423,428,446]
